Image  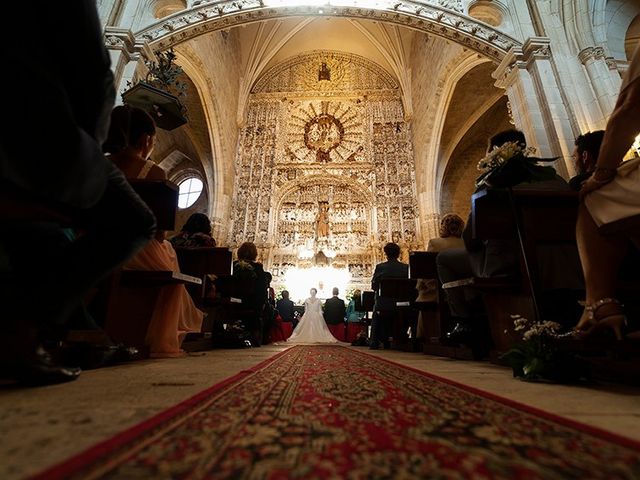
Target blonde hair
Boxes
[439,214,465,238]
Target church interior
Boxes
[2,0,640,478]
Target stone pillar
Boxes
[104,27,149,105]
[578,47,620,119]
[493,37,576,178]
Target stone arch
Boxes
[420,52,490,220]
[135,2,520,62]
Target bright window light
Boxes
[178,177,203,209]
[283,266,351,304]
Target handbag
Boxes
[584,156,640,234]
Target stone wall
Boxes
[440,98,512,218]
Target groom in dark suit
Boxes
[323,288,346,325]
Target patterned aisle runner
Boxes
[35,346,640,479]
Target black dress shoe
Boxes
[13,347,81,386]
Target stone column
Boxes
[493,37,576,178]
[104,27,150,105]
[578,46,620,119]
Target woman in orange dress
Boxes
[104,105,203,357]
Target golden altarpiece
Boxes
[227,51,421,296]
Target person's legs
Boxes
[575,202,628,335]
[436,248,474,319]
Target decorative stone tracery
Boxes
[228,51,420,288]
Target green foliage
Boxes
[500,315,590,383]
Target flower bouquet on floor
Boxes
[476,142,558,189]
[500,315,591,383]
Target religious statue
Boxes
[316,201,330,238]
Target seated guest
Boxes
[324,287,346,325]
[276,290,295,323]
[233,241,269,345]
[370,242,409,349]
[427,214,465,252]
[0,2,156,385]
[169,212,216,248]
[346,289,365,323]
[569,130,605,191]
[104,105,203,358]
[437,129,574,346]
[416,213,466,338]
[575,45,640,340]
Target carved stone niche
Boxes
[468,1,503,27]
[151,0,187,18]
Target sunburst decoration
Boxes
[284,100,363,163]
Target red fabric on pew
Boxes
[269,315,293,342]
[328,324,347,342]
[346,323,367,343]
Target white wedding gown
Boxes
[286,297,340,344]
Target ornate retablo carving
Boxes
[229,52,419,286]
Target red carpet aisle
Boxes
[34,346,640,479]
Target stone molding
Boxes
[104,27,146,58]
[492,37,551,88]
[577,46,606,65]
[135,0,519,62]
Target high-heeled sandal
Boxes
[575,298,627,341]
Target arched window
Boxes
[177,177,203,209]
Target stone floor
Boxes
[1,346,640,479]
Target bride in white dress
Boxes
[287,288,340,344]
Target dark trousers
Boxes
[436,248,479,319]
[0,163,156,356]
[370,310,392,346]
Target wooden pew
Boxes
[378,278,418,350]
[101,179,205,355]
[409,251,474,360]
[174,247,233,305]
[128,179,178,231]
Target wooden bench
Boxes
[410,251,475,360]
[377,278,418,350]
[443,188,581,356]
[175,247,233,305]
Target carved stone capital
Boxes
[522,37,551,61]
[578,46,606,65]
[605,57,619,70]
[104,27,147,60]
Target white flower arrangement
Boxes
[511,314,561,341]
[501,314,588,382]
[477,142,537,172]
[475,141,557,188]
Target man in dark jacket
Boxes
[370,242,409,349]
[276,290,295,323]
[323,288,346,325]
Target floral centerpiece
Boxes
[475,141,558,188]
[500,315,590,383]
